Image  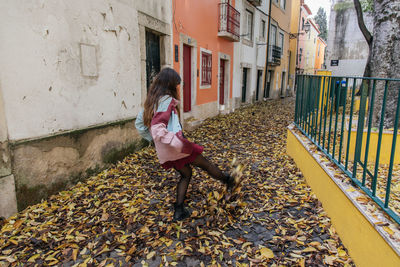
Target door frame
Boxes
[179,34,197,120]
[256,68,263,101]
[138,11,172,105]
[218,52,231,111]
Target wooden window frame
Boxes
[201,51,212,87]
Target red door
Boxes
[183,45,191,112]
[219,59,225,105]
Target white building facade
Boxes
[0,0,173,217]
[233,0,269,107]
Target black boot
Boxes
[225,174,235,192]
[173,203,190,221]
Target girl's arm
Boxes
[135,109,153,142]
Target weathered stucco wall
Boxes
[326,0,373,76]
[12,119,147,211]
[0,0,172,142]
[0,84,18,218]
[0,0,172,217]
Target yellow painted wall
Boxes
[343,129,400,164]
[287,128,400,267]
[304,22,319,74]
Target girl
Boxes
[135,68,235,221]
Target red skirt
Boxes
[161,144,204,170]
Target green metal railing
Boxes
[294,74,400,224]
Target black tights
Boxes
[175,154,226,206]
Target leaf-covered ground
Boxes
[0,99,354,266]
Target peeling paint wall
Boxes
[0,0,172,141]
[326,0,373,76]
[0,0,172,217]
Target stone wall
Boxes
[326,0,373,76]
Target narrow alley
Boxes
[0,99,353,266]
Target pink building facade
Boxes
[296,1,312,74]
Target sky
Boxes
[304,0,331,20]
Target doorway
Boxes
[145,30,161,89]
[183,44,192,112]
[219,59,226,105]
[256,70,263,101]
[242,68,249,103]
[265,70,273,98]
[281,72,286,97]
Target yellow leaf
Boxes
[241,242,252,250]
[72,249,78,261]
[146,251,156,260]
[259,247,274,259]
[302,247,317,253]
[13,220,23,229]
[28,254,40,262]
[309,241,321,247]
[383,226,394,236]
[324,255,336,265]
[337,248,347,257]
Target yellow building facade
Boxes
[263,0,293,99]
[303,19,320,74]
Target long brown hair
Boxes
[143,67,181,126]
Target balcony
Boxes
[218,3,240,42]
[268,45,281,65]
[248,0,262,6]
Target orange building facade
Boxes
[172,0,239,127]
[314,37,327,71]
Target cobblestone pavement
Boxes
[0,99,354,266]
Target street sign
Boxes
[331,60,339,66]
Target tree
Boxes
[354,0,400,128]
[314,7,327,41]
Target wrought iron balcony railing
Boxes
[268,45,281,65]
[248,0,262,6]
[218,2,240,42]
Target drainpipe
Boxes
[295,3,302,90]
[263,0,273,99]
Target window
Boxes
[270,24,277,45]
[299,48,303,63]
[280,0,286,10]
[279,32,284,57]
[318,45,320,56]
[260,19,266,39]
[302,18,305,29]
[201,52,212,86]
[244,9,254,41]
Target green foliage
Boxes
[361,0,374,12]
[334,1,354,11]
[314,7,328,41]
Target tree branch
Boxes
[353,0,373,45]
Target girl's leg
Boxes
[175,165,192,206]
[173,165,192,221]
[191,154,228,182]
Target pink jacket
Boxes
[150,96,195,164]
